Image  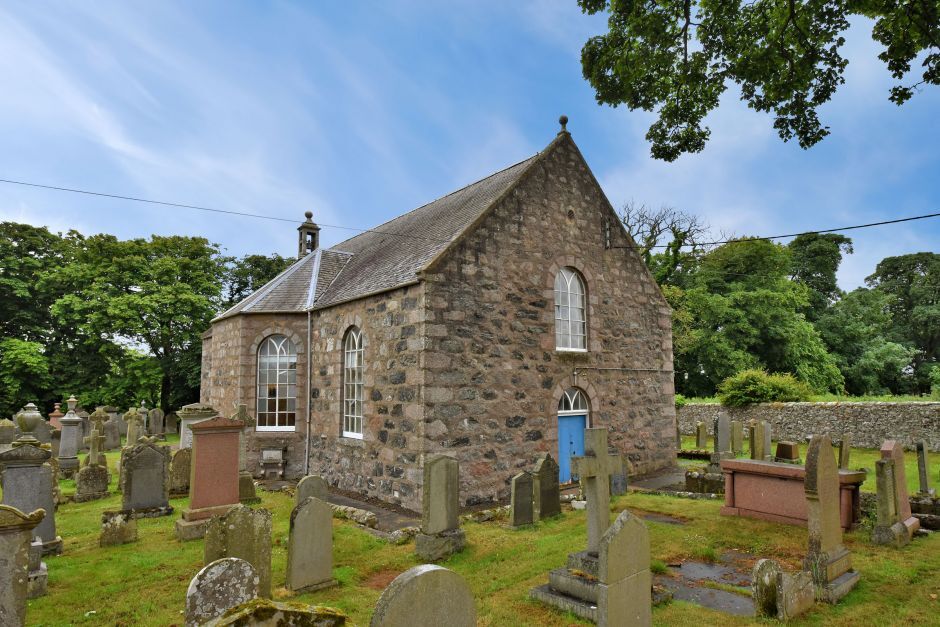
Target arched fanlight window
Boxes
[557,388,589,413]
[554,267,587,350]
[342,328,364,438]
[256,335,297,430]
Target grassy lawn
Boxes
[15,439,939,626]
[679,436,938,495]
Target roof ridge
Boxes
[303,248,323,310]
[327,152,539,252]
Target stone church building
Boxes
[200,121,676,512]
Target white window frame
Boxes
[256,334,297,432]
[342,328,364,439]
[554,267,587,351]
[557,388,590,422]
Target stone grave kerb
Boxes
[571,428,623,554]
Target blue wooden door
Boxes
[558,414,586,483]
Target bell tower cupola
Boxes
[297,211,321,258]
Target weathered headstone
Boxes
[0,418,15,454]
[165,411,178,435]
[176,415,242,541]
[695,421,708,449]
[185,558,259,627]
[872,458,910,547]
[27,537,47,599]
[596,510,652,626]
[286,496,337,592]
[124,407,143,448]
[178,402,217,450]
[100,510,138,547]
[838,433,852,469]
[752,559,815,621]
[415,455,466,562]
[121,439,173,517]
[0,416,61,556]
[730,420,744,455]
[533,454,561,521]
[803,434,859,603]
[916,440,933,496]
[204,504,272,599]
[76,407,90,452]
[148,407,165,437]
[169,447,192,498]
[102,416,121,451]
[75,426,110,504]
[714,413,731,455]
[775,441,801,464]
[208,599,347,625]
[31,418,53,447]
[58,396,83,478]
[750,420,773,461]
[571,428,623,553]
[0,505,45,626]
[296,474,329,505]
[230,405,259,504]
[510,472,535,527]
[104,406,127,437]
[84,407,109,466]
[878,440,920,539]
[371,565,476,627]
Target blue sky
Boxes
[0,2,937,289]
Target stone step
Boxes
[566,550,599,578]
[529,584,598,623]
[548,568,599,604]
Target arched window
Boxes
[342,328,364,438]
[558,388,589,414]
[256,335,297,431]
[554,267,586,350]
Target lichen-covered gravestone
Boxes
[148,407,165,437]
[295,474,329,505]
[915,440,933,496]
[211,599,347,626]
[102,416,121,451]
[185,557,259,627]
[124,407,143,448]
[286,496,337,592]
[100,510,138,547]
[695,421,707,449]
[838,433,852,469]
[752,558,815,621]
[370,565,476,627]
[873,440,920,543]
[204,505,273,599]
[415,455,466,562]
[75,427,109,504]
[533,454,561,521]
[0,505,45,626]
[121,440,173,517]
[510,471,535,527]
[169,447,192,498]
[596,509,652,626]
[730,420,744,455]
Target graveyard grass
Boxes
[12,440,939,626]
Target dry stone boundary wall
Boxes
[677,402,940,452]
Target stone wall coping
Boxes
[720,459,867,484]
[685,401,939,408]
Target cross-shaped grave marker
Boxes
[571,428,623,553]
[84,427,106,467]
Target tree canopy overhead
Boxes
[578,0,940,160]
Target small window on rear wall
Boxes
[342,327,364,438]
[256,334,297,431]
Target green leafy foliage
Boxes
[788,233,853,320]
[717,369,814,406]
[577,0,939,160]
[0,338,52,417]
[930,365,940,399]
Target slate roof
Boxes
[214,151,540,321]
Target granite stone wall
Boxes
[420,133,676,506]
[678,402,940,451]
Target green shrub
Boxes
[674,393,688,409]
[717,369,813,407]
[930,366,940,400]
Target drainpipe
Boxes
[304,309,312,475]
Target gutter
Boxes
[304,308,312,475]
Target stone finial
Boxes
[558,115,569,134]
[13,403,43,448]
[66,396,78,412]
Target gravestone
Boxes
[0,505,45,626]
[104,406,127,437]
[296,474,329,505]
[371,565,476,627]
[0,415,61,556]
[571,428,623,553]
[58,396,83,478]
[176,415,242,541]
[510,472,535,527]
[878,440,920,539]
[230,405,260,504]
[695,421,708,449]
[286,496,337,592]
[775,441,801,464]
[178,402,217,450]
[731,420,744,455]
[838,433,852,469]
[100,510,138,547]
[752,559,815,621]
[165,411,178,435]
[84,408,109,466]
[31,418,53,447]
[803,434,859,603]
[750,420,773,461]
[916,440,933,496]
[209,599,347,625]
[76,408,90,452]
[205,504,273,599]
[714,413,731,455]
[148,408,165,437]
[872,458,910,547]
[27,537,47,599]
[169,447,192,497]
[185,558,259,627]
[75,426,109,504]
[121,439,173,517]
[124,407,143,448]
[415,455,465,562]
[533,454,561,521]
[102,416,121,451]
[0,418,15,454]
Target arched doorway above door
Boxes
[557,388,589,484]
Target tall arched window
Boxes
[342,328,364,438]
[256,334,297,431]
[554,267,586,350]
